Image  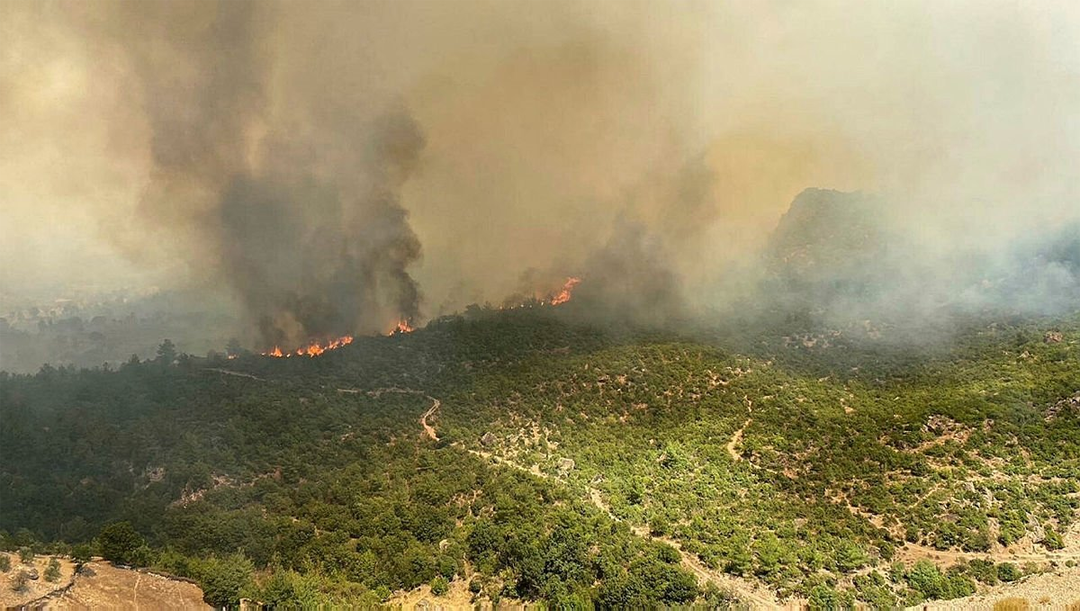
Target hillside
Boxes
[1,308,1079,608]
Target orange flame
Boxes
[548,277,581,305]
[498,276,583,311]
[390,319,414,335]
[262,335,353,358]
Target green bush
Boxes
[1043,528,1064,550]
[70,544,92,566]
[906,560,947,599]
[193,553,254,608]
[997,563,1021,582]
[808,584,842,610]
[967,559,999,585]
[97,522,145,566]
[431,576,449,596]
[44,557,61,582]
[10,570,29,592]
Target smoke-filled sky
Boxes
[2,0,1079,344]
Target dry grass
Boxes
[993,598,1030,611]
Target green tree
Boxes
[157,339,177,365]
[906,560,947,599]
[10,570,28,592]
[18,547,33,565]
[0,555,10,572]
[808,584,842,610]
[44,557,61,582]
[196,554,254,608]
[71,544,93,567]
[835,541,869,572]
[98,522,145,566]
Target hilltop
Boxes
[1,304,1078,608]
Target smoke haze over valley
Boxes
[2,0,1079,362]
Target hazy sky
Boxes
[2,0,1078,326]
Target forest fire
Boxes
[390,319,414,335]
[504,276,583,309]
[262,335,354,358]
[548,277,581,305]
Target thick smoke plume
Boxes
[2,0,1079,356]
[103,2,425,347]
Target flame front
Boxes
[500,276,584,310]
[391,319,414,335]
[262,335,353,358]
[548,277,581,305]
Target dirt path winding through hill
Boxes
[338,387,440,441]
[584,486,788,609]
[420,398,440,441]
[896,541,1080,566]
[726,418,751,461]
[465,445,788,609]
[726,397,755,461]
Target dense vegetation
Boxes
[1,307,1078,607]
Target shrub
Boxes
[1043,527,1064,550]
[98,522,145,566]
[967,559,998,585]
[44,557,61,582]
[10,570,29,592]
[0,555,10,572]
[808,584,842,610]
[431,576,449,596]
[18,547,33,565]
[997,562,1021,582]
[906,560,947,599]
[194,554,254,608]
[70,544,92,567]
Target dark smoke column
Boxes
[118,2,425,348]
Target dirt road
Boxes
[341,387,441,441]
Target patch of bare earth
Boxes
[0,553,77,609]
[390,579,524,610]
[23,560,208,610]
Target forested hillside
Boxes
[1,309,1078,608]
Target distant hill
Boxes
[767,188,887,282]
[762,188,1080,320]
